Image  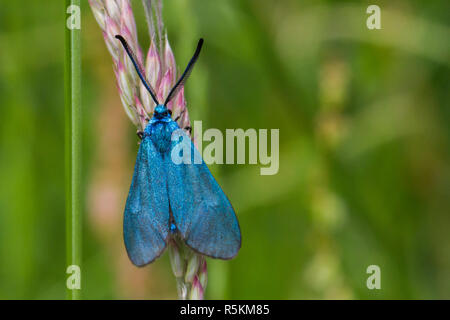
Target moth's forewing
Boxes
[124,137,170,266]
[166,128,241,259]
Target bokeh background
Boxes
[0,0,449,299]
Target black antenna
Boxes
[115,35,160,106]
[164,38,204,106]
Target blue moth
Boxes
[115,35,241,266]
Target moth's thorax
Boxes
[143,106,179,153]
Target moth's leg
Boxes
[174,109,186,122]
[184,126,192,135]
[137,131,144,140]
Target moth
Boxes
[115,35,241,266]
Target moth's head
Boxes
[153,104,172,119]
[115,35,203,124]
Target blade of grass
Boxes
[65,0,81,300]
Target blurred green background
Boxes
[0,0,449,299]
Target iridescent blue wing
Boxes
[124,137,169,266]
[166,129,241,259]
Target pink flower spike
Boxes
[135,96,147,130]
[175,86,186,110]
[119,0,138,39]
[120,18,139,55]
[158,69,174,107]
[135,95,145,114]
[181,109,191,130]
[88,0,102,11]
[119,24,136,56]
[170,86,185,123]
[113,66,123,95]
[103,32,118,62]
[198,259,208,290]
[116,58,125,72]
[88,0,105,30]
[165,36,177,85]
[104,17,120,59]
[140,39,161,114]
[201,258,207,273]
[105,0,121,23]
[119,95,139,126]
[119,34,140,85]
[116,59,133,105]
[105,15,118,34]
[146,39,161,89]
[173,87,190,129]
[189,276,204,300]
